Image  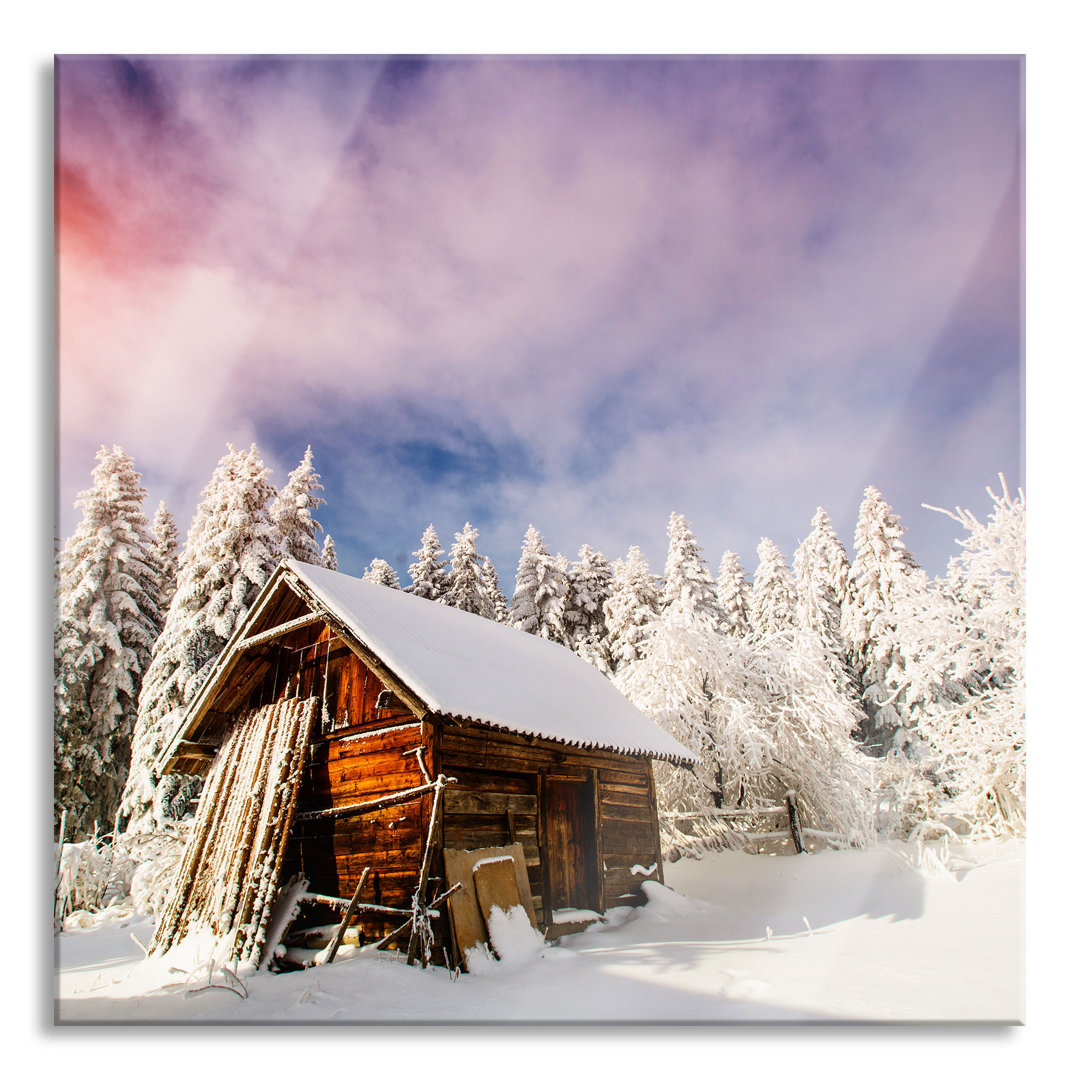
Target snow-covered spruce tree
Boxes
[565,544,614,670]
[603,546,661,673]
[54,616,87,836]
[552,554,572,643]
[54,447,166,840]
[714,550,751,638]
[480,556,509,623]
[508,525,569,642]
[363,558,401,588]
[888,478,1026,841]
[612,515,722,813]
[151,502,180,613]
[269,445,326,565]
[748,537,797,639]
[841,485,925,756]
[121,444,281,832]
[661,513,722,631]
[442,523,493,617]
[793,508,857,700]
[321,533,338,571]
[406,524,447,601]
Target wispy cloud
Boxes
[56,56,1022,579]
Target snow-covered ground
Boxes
[55,840,1023,1024]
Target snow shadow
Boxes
[386,947,838,1024]
[53,944,837,1024]
[663,848,927,939]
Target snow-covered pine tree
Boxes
[151,501,180,612]
[121,444,281,832]
[321,534,338,571]
[714,550,752,638]
[565,544,614,670]
[269,445,325,565]
[508,528,545,636]
[793,508,857,699]
[841,485,924,755]
[661,513,722,632]
[480,556,509,623]
[603,546,661,672]
[441,523,492,617]
[406,524,447,601]
[508,526,569,642]
[748,538,797,639]
[54,447,166,839]
[363,558,401,588]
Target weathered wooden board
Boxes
[442,820,539,852]
[596,801,655,824]
[444,768,538,795]
[473,856,522,924]
[444,790,538,815]
[442,849,489,962]
[598,820,656,849]
[441,726,654,778]
[320,765,431,804]
[598,777,651,797]
[472,857,533,959]
[599,789,656,812]
[443,843,536,970]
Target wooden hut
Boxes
[153,559,696,969]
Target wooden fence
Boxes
[659,792,848,855]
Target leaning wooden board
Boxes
[443,844,536,970]
[473,856,523,925]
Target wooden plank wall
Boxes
[439,725,664,920]
[277,643,438,947]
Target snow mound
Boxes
[462,941,498,976]
[638,879,709,920]
[486,904,547,965]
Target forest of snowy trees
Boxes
[54,442,1025,859]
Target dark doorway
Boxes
[543,773,600,914]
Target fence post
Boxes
[785,792,806,854]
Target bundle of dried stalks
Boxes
[150,697,318,965]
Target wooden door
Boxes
[543,773,600,914]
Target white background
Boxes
[7,1,1071,1072]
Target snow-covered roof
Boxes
[281,560,696,764]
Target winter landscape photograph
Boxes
[52,51,1024,1029]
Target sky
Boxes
[55,54,1023,586]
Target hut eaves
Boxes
[159,559,698,772]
